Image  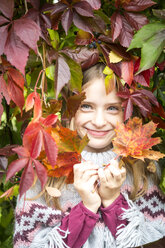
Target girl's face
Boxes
[74,78,124,152]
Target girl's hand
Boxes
[98,159,126,208]
[73,162,101,213]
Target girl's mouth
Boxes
[86,128,110,137]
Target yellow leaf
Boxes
[104,74,116,94]
[109,51,123,63]
[103,66,113,75]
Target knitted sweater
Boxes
[14,150,165,248]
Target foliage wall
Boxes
[0,0,165,247]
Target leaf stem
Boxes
[24,0,28,14]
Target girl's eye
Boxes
[107,106,120,113]
[80,104,92,111]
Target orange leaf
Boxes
[44,152,81,183]
[112,117,164,161]
[51,125,89,154]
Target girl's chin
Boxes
[84,143,112,153]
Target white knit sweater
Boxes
[14,150,165,248]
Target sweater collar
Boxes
[81,149,117,168]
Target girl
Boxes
[14,63,165,248]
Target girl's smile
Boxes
[85,128,111,137]
[74,78,123,152]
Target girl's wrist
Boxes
[82,201,100,213]
[101,192,120,208]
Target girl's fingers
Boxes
[98,168,106,183]
[82,169,98,181]
[88,174,99,187]
[74,162,99,181]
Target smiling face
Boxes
[74,77,124,152]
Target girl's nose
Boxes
[91,109,107,127]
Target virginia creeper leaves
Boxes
[111,0,155,47]
[0,0,41,74]
[117,87,159,121]
[50,0,97,34]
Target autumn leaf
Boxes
[117,87,159,121]
[51,125,89,154]
[0,1,41,74]
[111,0,155,48]
[65,92,86,119]
[50,0,95,34]
[26,91,42,121]
[0,62,25,117]
[44,152,81,184]
[112,117,165,161]
[23,116,58,166]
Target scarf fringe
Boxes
[30,226,70,248]
[116,193,163,248]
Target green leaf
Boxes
[62,54,83,92]
[48,29,59,50]
[45,65,55,81]
[138,29,165,72]
[128,23,165,50]
[160,166,165,193]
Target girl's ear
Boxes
[69,117,75,130]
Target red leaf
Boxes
[33,159,47,190]
[61,9,73,34]
[121,60,134,86]
[26,92,42,120]
[55,56,71,98]
[123,98,133,121]
[151,116,165,129]
[73,12,92,34]
[19,159,34,197]
[66,92,86,118]
[43,130,58,167]
[0,16,9,25]
[118,15,134,47]
[85,0,101,10]
[152,104,165,119]
[26,93,41,121]
[7,68,25,90]
[30,130,43,159]
[0,25,8,56]
[12,146,30,158]
[74,2,94,17]
[14,18,41,54]
[42,114,58,127]
[51,2,67,15]
[123,0,156,12]
[81,50,99,70]
[0,0,14,19]
[111,12,123,42]
[5,27,29,74]
[124,12,148,30]
[23,122,41,151]
[0,144,19,157]
[0,75,11,104]
[141,89,159,107]
[6,158,29,182]
[7,74,25,111]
